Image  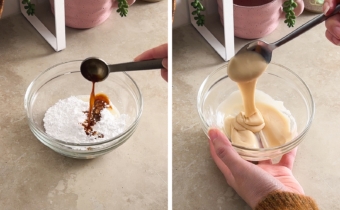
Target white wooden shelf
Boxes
[188,0,234,61]
[20,0,66,51]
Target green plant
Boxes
[191,0,205,26]
[22,0,35,16]
[282,0,298,27]
[117,0,129,17]
[21,0,130,17]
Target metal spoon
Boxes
[80,57,164,82]
[237,4,340,63]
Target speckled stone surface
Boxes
[173,11,340,209]
[0,0,167,209]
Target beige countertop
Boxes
[173,12,340,209]
[0,1,167,209]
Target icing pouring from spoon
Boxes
[80,57,164,82]
[236,4,340,63]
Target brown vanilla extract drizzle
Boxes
[81,82,113,138]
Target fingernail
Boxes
[208,128,219,143]
[323,2,329,15]
[162,58,168,69]
[335,27,340,37]
[134,55,141,62]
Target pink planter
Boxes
[50,0,136,29]
[217,0,304,39]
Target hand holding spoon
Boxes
[81,57,164,82]
[237,4,340,63]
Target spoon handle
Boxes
[273,4,340,48]
[108,59,164,72]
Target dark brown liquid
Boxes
[81,82,111,138]
[234,0,272,7]
[88,82,96,122]
[93,93,111,108]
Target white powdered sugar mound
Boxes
[43,96,127,143]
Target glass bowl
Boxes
[197,63,314,161]
[24,60,143,159]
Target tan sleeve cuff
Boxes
[255,190,319,210]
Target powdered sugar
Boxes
[43,96,127,143]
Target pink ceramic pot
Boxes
[50,0,136,29]
[217,0,304,39]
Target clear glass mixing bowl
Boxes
[24,60,143,159]
[197,63,314,161]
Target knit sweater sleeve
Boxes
[255,190,319,210]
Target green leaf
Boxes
[282,0,297,27]
[283,1,290,6]
[117,0,129,17]
[191,0,205,26]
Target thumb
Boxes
[323,0,339,15]
[162,58,168,70]
[208,128,244,172]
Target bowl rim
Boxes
[197,62,315,152]
[24,60,143,146]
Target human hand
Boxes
[134,43,168,82]
[208,128,304,209]
[323,0,340,45]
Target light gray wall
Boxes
[173,0,190,28]
[2,0,20,19]
[173,0,219,29]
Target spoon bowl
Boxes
[81,57,109,82]
[80,57,164,82]
[236,40,274,63]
